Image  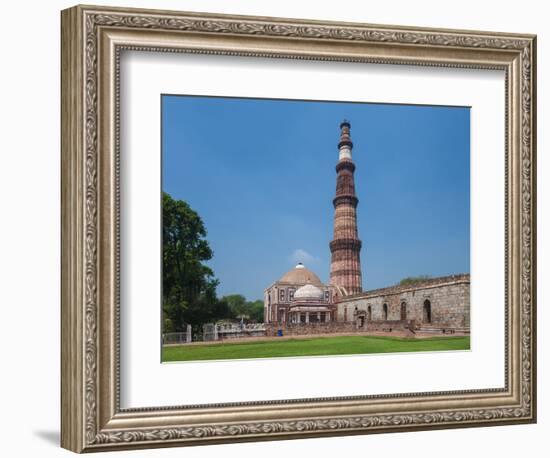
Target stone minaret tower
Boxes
[329,120,362,295]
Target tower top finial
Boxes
[340,119,351,129]
[338,119,353,150]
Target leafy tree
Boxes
[162,192,219,332]
[223,294,248,318]
[211,297,234,322]
[222,295,264,323]
[246,300,264,323]
[399,275,431,286]
[162,192,266,333]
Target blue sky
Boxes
[162,95,470,301]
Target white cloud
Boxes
[289,248,320,266]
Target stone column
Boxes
[305,312,309,323]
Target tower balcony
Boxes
[336,160,356,173]
[332,195,359,208]
[329,238,362,252]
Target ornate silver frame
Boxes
[61,4,537,453]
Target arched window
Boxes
[400,302,407,321]
[383,303,388,321]
[423,299,432,324]
[367,305,372,321]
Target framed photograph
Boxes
[61,4,537,452]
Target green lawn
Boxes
[162,335,470,362]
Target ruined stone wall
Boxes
[265,320,414,337]
[337,274,470,329]
[265,321,357,337]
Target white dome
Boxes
[293,283,324,300]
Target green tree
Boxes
[222,295,264,323]
[162,192,219,332]
[162,192,266,332]
[223,294,248,318]
[246,300,264,323]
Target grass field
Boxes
[162,335,470,362]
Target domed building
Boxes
[264,263,335,324]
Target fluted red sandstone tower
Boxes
[329,120,362,295]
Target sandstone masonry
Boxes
[336,274,470,329]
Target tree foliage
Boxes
[162,192,263,333]
[222,295,264,323]
[162,192,221,332]
[247,300,265,323]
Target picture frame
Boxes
[61,4,537,453]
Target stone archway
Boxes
[354,310,367,329]
[423,299,432,324]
